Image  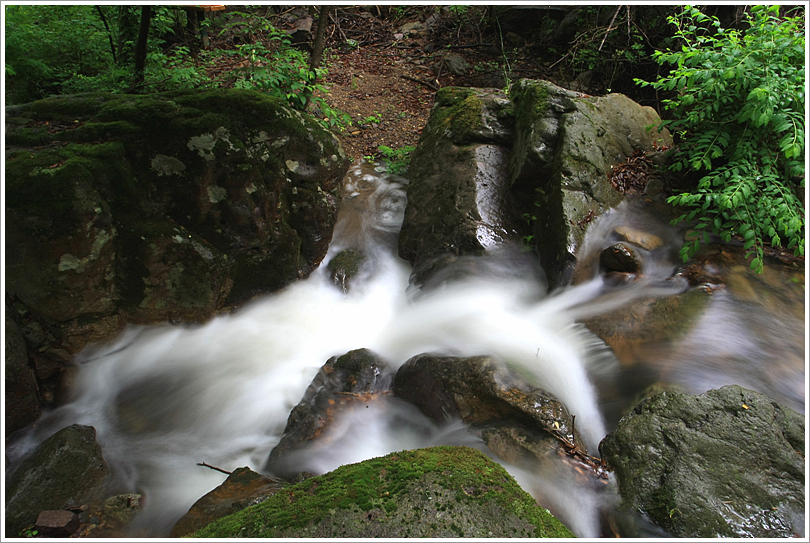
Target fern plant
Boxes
[637,5,805,272]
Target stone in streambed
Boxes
[194,446,574,538]
[5,424,110,537]
[170,467,286,537]
[599,385,805,538]
[34,509,80,537]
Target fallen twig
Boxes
[197,462,232,475]
[400,74,438,91]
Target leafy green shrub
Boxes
[5,5,113,102]
[215,11,349,129]
[378,145,416,175]
[637,5,805,272]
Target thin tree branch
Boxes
[197,462,232,475]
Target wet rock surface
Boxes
[599,385,805,538]
[326,248,366,293]
[5,425,110,537]
[264,348,392,477]
[170,467,286,537]
[393,354,583,453]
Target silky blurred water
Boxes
[7,162,804,538]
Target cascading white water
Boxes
[8,162,804,538]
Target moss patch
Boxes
[192,446,573,538]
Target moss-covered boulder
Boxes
[398,87,521,288]
[4,89,350,429]
[508,79,672,285]
[193,446,574,538]
[398,80,671,289]
[599,385,805,538]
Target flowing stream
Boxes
[8,162,805,538]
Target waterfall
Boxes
[8,162,803,538]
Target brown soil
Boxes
[201,6,557,164]
[312,6,547,162]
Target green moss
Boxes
[512,80,551,131]
[191,446,574,538]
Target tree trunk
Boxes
[132,5,152,90]
[309,5,332,72]
[95,6,117,65]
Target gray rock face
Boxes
[5,424,110,537]
[599,385,805,538]
[5,310,40,436]
[398,80,672,290]
[398,87,520,288]
[508,79,672,285]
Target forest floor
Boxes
[311,6,552,162]
[202,6,566,163]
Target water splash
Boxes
[8,163,803,538]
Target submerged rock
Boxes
[194,446,574,538]
[599,385,805,538]
[599,242,642,274]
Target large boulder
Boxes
[4,89,350,428]
[398,81,672,289]
[193,446,574,538]
[508,79,672,285]
[599,385,805,538]
[5,425,110,537]
[6,89,348,325]
[398,87,521,288]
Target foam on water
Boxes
[8,163,803,538]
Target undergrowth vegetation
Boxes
[637,5,805,271]
[4,5,349,129]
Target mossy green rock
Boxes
[599,385,805,537]
[5,88,349,359]
[508,79,672,286]
[192,446,573,538]
[398,80,672,290]
[398,87,520,288]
